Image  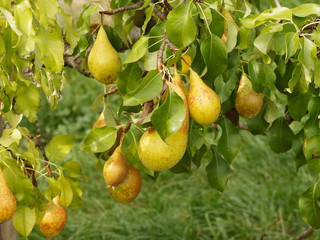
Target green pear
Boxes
[187,68,221,126]
[0,168,16,223]
[39,196,68,238]
[103,145,128,186]
[88,26,122,85]
[138,71,189,171]
[235,73,263,119]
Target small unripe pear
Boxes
[39,196,68,239]
[103,145,128,186]
[235,74,263,119]
[108,165,142,204]
[88,26,122,85]
[0,168,16,223]
[187,68,221,126]
[138,70,189,171]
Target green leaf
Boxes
[117,63,142,95]
[209,9,224,37]
[254,33,273,55]
[303,135,320,161]
[218,117,242,164]
[0,128,21,147]
[298,37,317,72]
[287,92,311,121]
[314,58,320,88]
[37,0,59,28]
[142,5,154,33]
[246,103,269,135]
[292,4,320,17]
[285,32,299,62]
[80,126,117,153]
[123,70,163,106]
[44,178,60,201]
[288,63,308,94]
[45,135,75,163]
[240,7,292,28]
[151,88,186,141]
[225,21,238,52]
[60,8,80,54]
[68,178,83,208]
[63,161,84,178]
[35,25,64,72]
[148,22,165,52]
[192,144,207,168]
[165,0,197,48]
[12,204,36,238]
[236,26,251,49]
[200,34,228,80]
[299,182,320,229]
[0,7,22,36]
[124,35,148,64]
[264,97,279,123]
[170,151,191,173]
[76,3,98,35]
[267,117,294,154]
[57,173,73,207]
[14,84,40,122]
[206,146,231,192]
[304,97,320,139]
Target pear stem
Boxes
[103,88,118,97]
[164,35,191,68]
[274,0,281,7]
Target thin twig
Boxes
[157,39,166,72]
[290,226,314,240]
[138,101,154,124]
[123,121,132,134]
[35,117,55,179]
[99,0,144,15]
[104,88,118,97]
[274,0,281,7]
[152,4,167,21]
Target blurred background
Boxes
[17,68,318,239]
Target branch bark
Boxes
[290,226,314,240]
[99,0,144,15]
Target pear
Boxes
[103,145,128,186]
[88,26,122,85]
[235,73,263,119]
[108,165,142,204]
[138,70,189,171]
[0,168,16,223]
[39,196,68,238]
[187,68,221,126]
[181,54,192,74]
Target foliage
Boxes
[1,0,320,237]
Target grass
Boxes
[22,68,319,239]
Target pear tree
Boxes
[1,0,320,238]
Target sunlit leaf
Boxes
[46,135,75,163]
[12,204,36,238]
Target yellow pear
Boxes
[108,165,142,204]
[235,73,263,119]
[103,144,128,186]
[181,54,192,74]
[0,168,16,223]
[39,196,68,239]
[88,26,122,85]
[138,71,189,171]
[187,68,221,126]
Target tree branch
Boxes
[290,226,314,240]
[99,0,144,15]
[104,88,118,97]
[64,54,91,78]
[35,117,55,179]
[152,4,167,21]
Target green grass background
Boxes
[20,68,319,240]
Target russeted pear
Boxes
[0,168,16,223]
[103,144,128,186]
[235,73,263,119]
[88,26,122,85]
[187,68,221,126]
[108,165,142,204]
[138,70,189,171]
[39,196,68,238]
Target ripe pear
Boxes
[235,74,263,119]
[187,68,221,126]
[138,71,189,171]
[39,196,68,238]
[88,26,122,85]
[103,145,128,186]
[0,168,16,223]
[108,165,142,204]
[181,54,192,74]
